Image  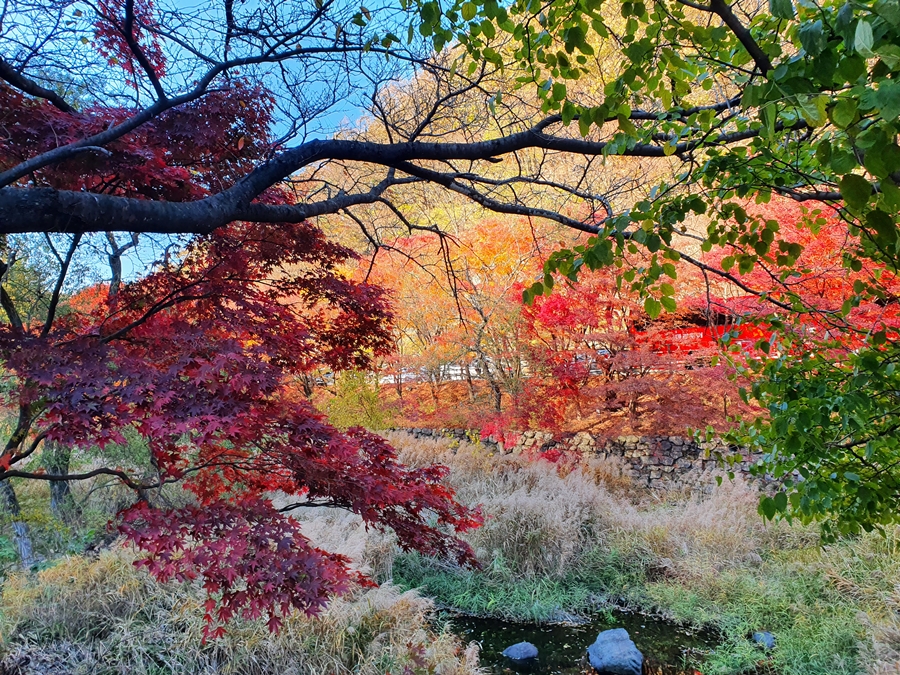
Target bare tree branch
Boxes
[0,57,75,112]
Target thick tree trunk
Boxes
[44,441,77,519]
[0,479,36,567]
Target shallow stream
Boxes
[448,611,713,675]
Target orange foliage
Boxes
[359,215,753,438]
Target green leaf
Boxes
[644,297,662,319]
[839,174,872,211]
[837,55,866,83]
[875,0,900,26]
[866,209,897,242]
[864,144,900,179]
[831,98,858,128]
[855,19,874,56]
[798,95,828,126]
[876,80,900,122]
[881,179,900,211]
[461,2,477,20]
[760,496,777,520]
[760,103,777,140]
[816,140,832,165]
[769,0,795,19]
[774,491,788,512]
[617,114,637,136]
[798,20,827,56]
[877,44,900,69]
[831,149,857,174]
[578,114,591,137]
[551,82,567,101]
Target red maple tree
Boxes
[0,3,479,638]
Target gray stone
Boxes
[587,628,643,675]
[502,641,539,661]
[752,631,776,650]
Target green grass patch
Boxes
[393,547,645,622]
[393,543,871,675]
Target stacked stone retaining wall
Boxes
[400,427,764,491]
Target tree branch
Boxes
[0,114,794,234]
[41,234,83,337]
[0,58,75,112]
[121,0,167,101]
[0,467,144,490]
[705,0,773,75]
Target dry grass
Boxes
[861,592,900,675]
[823,537,900,675]
[1,470,482,675]
[0,546,482,675]
[383,430,801,582]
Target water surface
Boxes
[448,611,712,675]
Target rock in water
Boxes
[586,628,643,675]
[752,631,776,650]
[502,641,539,661]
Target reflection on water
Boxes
[448,611,712,675]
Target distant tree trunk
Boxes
[491,380,502,412]
[474,360,502,412]
[106,232,139,297]
[474,353,503,413]
[470,310,503,413]
[0,479,36,567]
[464,363,477,404]
[44,441,78,519]
[428,376,440,408]
[298,372,316,400]
[393,370,403,401]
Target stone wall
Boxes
[400,428,764,491]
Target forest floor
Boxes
[0,432,898,675]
